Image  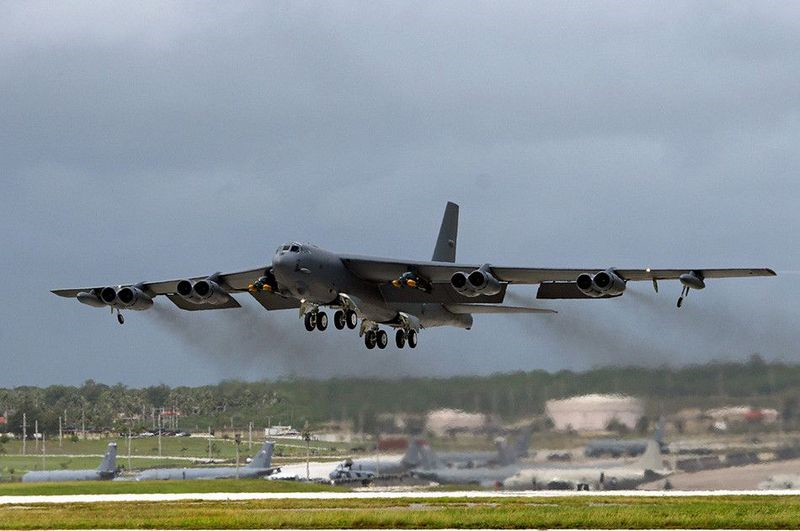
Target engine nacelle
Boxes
[576,269,626,297]
[115,286,154,310]
[451,265,502,297]
[176,278,229,305]
[77,291,106,308]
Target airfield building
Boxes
[545,394,643,432]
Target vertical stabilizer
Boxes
[432,202,459,262]
[248,441,275,469]
[97,442,118,473]
[637,440,663,471]
[654,417,666,445]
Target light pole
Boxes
[303,431,312,481]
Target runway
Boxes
[1,489,799,505]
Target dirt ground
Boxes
[639,458,800,490]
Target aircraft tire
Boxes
[407,330,418,348]
[304,313,315,331]
[395,329,406,348]
[365,330,377,349]
[376,330,388,349]
[346,310,358,329]
[333,310,346,330]
[316,312,328,331]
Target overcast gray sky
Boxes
[2,1,799,387]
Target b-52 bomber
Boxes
[52,202,775,349]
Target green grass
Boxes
[0,496,798,529]
[0,478,344,496]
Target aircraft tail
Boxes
[432,202,458,262]
[636,440,663,471]
[97,442,118,473]
[654,417,666,444]
[247,441,275,469]
[497,424,534,465]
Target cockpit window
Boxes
[290,245,300,253]
[282,245,290,251]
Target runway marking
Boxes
[1,489,800,505]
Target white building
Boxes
[545,394,644,432]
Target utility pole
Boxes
[248,422,253,450]
[303,430,311,481]
[34,420,39,453]
[157,412,162,458]
[127,426,132,471]
[208,426,212,460]
[22,413,26,456]
[235,433,241,479]
[81,407,85,440]
[58,416,63,448]
[41,433,46,470]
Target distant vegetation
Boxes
[2,357,799,435]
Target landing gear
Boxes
[346,309,358,329]
[407,330,418,348]
[116,312,125,325]
[395,329,406,348]
[333,310,346,330]
[376,330,388,349]
[365,330,377,349]
[677,286,689,308]
[316,311,328,331]
[304,312,316,331]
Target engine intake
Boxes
[451,265,502,297]
[175,278,229,305]
[576,269,626,298]
[115,286,154,310]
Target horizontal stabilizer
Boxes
[445,304,556,314]
[165,294,241,311]
[537,282,620,299]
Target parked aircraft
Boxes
[504,440,669,490]
[330,439,430,481]
[134,441,278,480]
[22,442,118,483]
[584,418,666,458]
[53,202,775,348]
[759,474,800,490]
[433,425,533,468]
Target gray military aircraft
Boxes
[584,418,666,458]
[22,442,118,483]
[52,202,775,349]
[134,441,277,480]
[504,440,669,490]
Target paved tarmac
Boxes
[1,489,799,505]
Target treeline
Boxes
[2,357,799,435]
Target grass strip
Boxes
[0,496,798,529]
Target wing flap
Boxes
[165,294,241,311]
[249,291,302,311]
[378,283,506,304]
[536,282,621,300]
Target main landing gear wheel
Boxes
[345,310,358,329]
[333,310,346,330]
[365,330,377,349]
[395,329,406,348]
[316,312,328,331]
[376,330,388,349]
[407,330,418,348]
[304,313,316,331]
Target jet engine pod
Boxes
[176,278,229,305]
[466,265,502,296]
[592,269,626,296]
[77,291,106,308]
[679,271,705,290]
[450,271,476,296]
[115,286,154,310]
[100,286,118,305]
[576,269,626,297]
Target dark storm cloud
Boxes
[1,1,799,386]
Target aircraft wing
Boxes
[51,266,299,311]
[341,255,775,301]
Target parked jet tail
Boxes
[637,440,664,471]
[497,424,534,465]
[97,442,118,474]
[654,417,666,445]
[247,441,275,469]
[432,201,458,262]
